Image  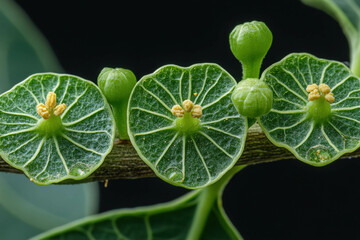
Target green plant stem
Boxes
[350,46,360,77]
[242,59,262,79]
[186,165,245,240]
[112,101,129,140]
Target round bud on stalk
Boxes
[229,21,273,79]
[97,67,137,104]
[231,78,273,118]
[97,67,137,139]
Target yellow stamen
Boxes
[192,105,202,118]
[183,100,194,112]
[306,83,335,103]
[37,92,67,119]
[54,104,66,116]
[171,105,184,117]
[308,89,320,101]
[306,84,318,93]
[37,103,50,119]
[325,92,335,103]
[172,100,202,118]
[45,92,57,111]
[319,83,330,94]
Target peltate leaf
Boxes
[0,1,100,239]
[258,53,360,166]
[128,63,247,189]
[31,187,242,240]
[0,73,115,184]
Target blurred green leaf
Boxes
[31,189,242,240]
[0,0,61,91]
[302,0,360,75]
[0,0,99,239]
[0,173,99,238]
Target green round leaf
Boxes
[258,53,360,166]
[31,190,242,240]
[128,63,247,189]
[0,73,115,184]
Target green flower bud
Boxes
[97,67,137,105]
[97,67,137,140]
[231,78,273,118]
[229,21,273,79]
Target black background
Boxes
[14,0,360,239]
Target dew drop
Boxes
[164,167,184,183]
[306,145,331,163]
[70,163,90,177]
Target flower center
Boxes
[171,100,202,135]
[36,92,66,136]
[305,83,334,124]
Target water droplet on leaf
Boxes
[165,167,184,183]
[306,145,331,163]
[70,163,90,177]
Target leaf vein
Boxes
[198,131,233,158]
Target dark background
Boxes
[14,0,360,239]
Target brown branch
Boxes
[1,124,359,183]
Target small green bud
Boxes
[231,78,273,118]
[230,21,272,63]
[97,67,137,105]
[97,67,136,140]
[229,21,273,79]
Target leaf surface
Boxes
[0,1,99,239]
[128,63,247,189]
[258,53,360,166]
[31,189,242,240]
[0,73,115,184]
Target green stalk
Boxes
[350,46,360,77]
[241,59,262,80]
[186,165,245,240]
[112,100,129,140]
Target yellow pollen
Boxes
[306,83,335,103]
[54,104,66,116]
[183,100,194,112]
[171,105,184,117]
[325,92,335,103]
[171,100,202,118]
[192,105,202,118]
[308,89,320,101]
[45,92,57,111]
[37,103,50,119]
[306,84,318,92]
[319,83,330,94]
[37,92,66,119]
